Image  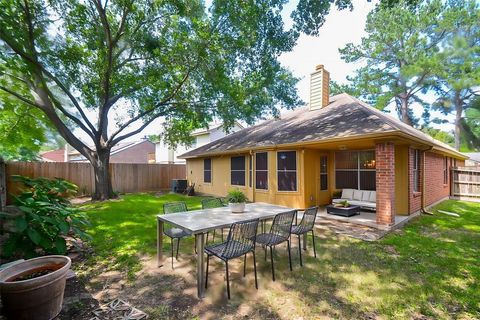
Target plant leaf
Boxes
[27,228,42,245]
[54,237,67,254]
[15,217,28,232]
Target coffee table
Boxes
[326,204,360,217]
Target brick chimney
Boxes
[309,64,330,110]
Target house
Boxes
[179,65,467,227]
[464,152,480,166]
[68,139,156,163]
[155,122,244,164]
[40,148,66,162]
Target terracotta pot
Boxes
[0,255,71,320]
[229,202,245,213]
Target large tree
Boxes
[0,0,351,200]
[431,0,480,150]
[339,0,445,126]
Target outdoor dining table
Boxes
[157,202,294,298]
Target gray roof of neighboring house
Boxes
[179,93,466,159]
[465,152,480,162]
[69,140,153,161]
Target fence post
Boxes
[0,157,6,211]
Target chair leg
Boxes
[221,228,224,241]
[243,254,247,277]
[225,260,231,299]
[205,254,210,289]
[298,234,303,267]
[264,245,267,261]
[270,246,275,281]
[170,237,174,269]
[311,230,317,258]
[213,229,216,241]
[287,239,292,271]
[252,251,258,289]
[176,238,180,260]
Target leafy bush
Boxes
[227,189,247,203]
[0,175,90,259]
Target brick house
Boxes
[179,65,467,227]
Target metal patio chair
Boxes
[291,206,318,266]
[255,210,296,281]
[201,198,225,242]
[204,218,259,299]
[163,201,191,268]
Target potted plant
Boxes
[0,255,71,320]
[227,189,247,213]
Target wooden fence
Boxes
[451,166,480,201]
[4,162,186,202]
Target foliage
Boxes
[226,189,248,203]
[461,96,480,151]
[431,0,480,150]
[0,0,354,199]
[78,195,480,318]
[0,175,90,259]
[421,127,455,146]
[339,0,445,126]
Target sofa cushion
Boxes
[353,190,363,201]
[362,191,372,202]
[350,200,376,208]
[369,191,376,203]
[341,189,354,200]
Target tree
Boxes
[461,97,480,150]
[339,0,445,126]
[431,0,480,150]
[0,0,351,200]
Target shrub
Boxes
[0,175,90,259]
[227,189,247,203]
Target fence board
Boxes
[451,167,480,201]
[5,162,186,202]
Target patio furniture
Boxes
[163,202,191,268]
[255,210,296,281]
[326,204,360,217]
[331,189,376,210]
[291,206,318,266]
[157,202,292,298]
[201,198,225,242]
[204,218,259,299]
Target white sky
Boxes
[73,0,454,144]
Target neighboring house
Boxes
[68,139,156,163]
[40,148,66,162]
[464,153,480,166]
[179,65,467,227]
[155,122,244,164]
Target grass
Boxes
[78,194,480,319]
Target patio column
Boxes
[375,142,395,225]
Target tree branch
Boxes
[0,85,44,109]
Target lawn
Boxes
[75,194,480,319]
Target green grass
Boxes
[78,195,480,319]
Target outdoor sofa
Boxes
[331,189,376,210]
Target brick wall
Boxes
[376,142,395,225]
[408,148,422,214]
[424,152,451,206]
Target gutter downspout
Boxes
[250,150,255,203]
[421,147,434,215]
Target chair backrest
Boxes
[201,198,223,209]
[163,201,187,214]
[298,206,318,233]
[270,210,296,240]
[222,218,259,259]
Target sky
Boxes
[73,0,453,145]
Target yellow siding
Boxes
[394,145,409,215]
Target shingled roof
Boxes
[179,93,466,159]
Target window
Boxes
[443,157,448,184]
[231,156,245,186]
[204,158,211,183]
[249,155,253,187]
[335,151,376,190]
[255,152,268,189]
[413,150,421,192]
[320,155,328,190]
[277,151,297,191]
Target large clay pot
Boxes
[0,255,71,320]
[229,202,245,213]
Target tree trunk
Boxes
[91,149,115,201]
[399,95,413,126]
[454,90,462,151]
